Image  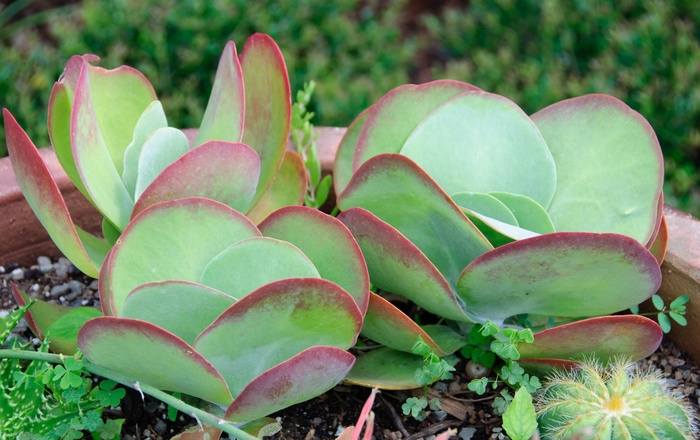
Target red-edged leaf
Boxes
[259,206,370,314]
[194,41,245,146]
[240,33,291,210]
[649,214,668,265]
[4,109,106,278]
[519,315,663,363]
[246,151,306,223]
[224,346,355,422]
[333,107,371,196]
[338,208,471,322]
[78,317,233,406]
[131,141,260,219]
[194,278,362,397]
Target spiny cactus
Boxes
[534,357,698,439]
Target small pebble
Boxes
[89,280,99,290]
[431,410,447,422]
[666,379,680,387]
[37,256,53,273]
[11,268,24,281]
[312,417,322,426]
[459,427,477,440]
[448,381,461,393]
[54,258,72,277]
[433,382,448,392]
[30,284,39,292]
[153,420,167,435]
[50,284,71,298]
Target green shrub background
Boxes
[2,0,699,214]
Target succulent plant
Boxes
[33,198,368,425]
[3,33,305,280]
[332,80,667,387]
[535,357,698,439]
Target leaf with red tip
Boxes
[199,237,320,300]
[338,154,492,288]
[649,214,668,264]
[334,107,371,196]
[72,64,134,230]
[338,208,472,322]
[131,141,261,219]
[353,80,479,171]
[400,91,556,208]
[259,206,370,314]
[457,232,662,322]
[512,358,579,378]
[225,346,355,422]
[344,347,423,390]
[246,151,306,223]
[121,281,236,345]
[531,95,664,243]
[519,315,663,364]
[107,197,260,316]
[134,127,190,200]
[79,317,233,405]
[171,424,222,440]
[361,293,466,355]
[4,109,106,278]
[11,284,78,354]
[240,34,291,209]
[194,278,362,397]
[194,41,245,146]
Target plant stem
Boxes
[0,349,258,440]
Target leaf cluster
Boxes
[630,294,689,333]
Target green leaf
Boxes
[670,295,690,309]
[502,387,537,440]
[46,307,103,342]
[314,175,333,208]
[467,378,488,395]
[630,305,640,314]
[652,294,665,310]
[669,312,687,326]
[658,313,672,333]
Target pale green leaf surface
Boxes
[451,192,518,225]
[531,95,663,243]
[194,278,362,397]
[121,281,236,345]
[333,107,370,196]
[246,151,306,224]
[199,237,320,300]
[344,347,423,390]
[107,198,260,316]
[502,388,537,440]
[122,100,168,197]
[134,127,190,200]
[400,91,556,208]
[489,192,555,234]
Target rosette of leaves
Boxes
[332,80,666,388]
[3,33,305,280]
[56,198,366,426]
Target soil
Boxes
[2,256,699,440]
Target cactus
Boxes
[535,357,698,439]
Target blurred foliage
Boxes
[1,0,699,214]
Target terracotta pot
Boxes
[1,128,698,365]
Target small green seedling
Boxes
[401,337,454,421]
[631,294,689,333]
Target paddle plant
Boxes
[3,33,305,280]
[14,199,369,428]
[333,80,667,387]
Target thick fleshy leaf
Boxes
[352,80,479,171]
[451,192,518,226]
[246,151,306,224]
[360,293,463,356]
[122,101,168,198]
[240,34,291,209]
[344,347,423,390]
[489,192,555,234]
[224,347,355,422]
[461,209,538,247]
[457,232,662,322]
[259,206,370,314]
[134,127,190,200]
[101,218,121,246]
[4,109,105,278]
[333,107,371,196]
[131,141,260,219]
[338,208,472,322]
[519,316,663,370]
[531,95,664,243]
[11,284,78,355]
[194,278,362,397]
[199,237,320,300]
[78,317,233,406]
[338,154,492,288]
[514,358,578,378]
[107,197,260,315]
[121,281,236,345]
[400,91,556,208]
[194,41,245,147]
[648,215,668,264]
[72,63,134,230]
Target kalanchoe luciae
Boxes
[3,33,305,279]
[332,80,666,387]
